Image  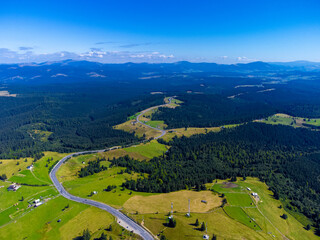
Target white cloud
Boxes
[0,48,177,64]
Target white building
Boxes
[27,165,34,170]
[34,199,40,203]
[34,202,43,207]
[7,183,21,191]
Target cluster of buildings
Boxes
[247,187,260,199]
[34,199,43,207]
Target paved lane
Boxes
[49,98,175,239]
[136,97,172,139]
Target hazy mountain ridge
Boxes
[1,60,320,85]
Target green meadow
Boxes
[123,140,168,159]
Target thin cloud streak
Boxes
[119,42,152,48]
[19,46,34,51]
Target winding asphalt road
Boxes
[49,97,174,240]
[136,97,172,139]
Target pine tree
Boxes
[195,218,199,226]
[82,229,91,240]
[168,217,176,228]
[99,232,107,240]
[200,222,206,231]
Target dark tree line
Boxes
[111,123,320,232]
[152,94,275,128]
[78,157,107,177]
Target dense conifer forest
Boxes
[152,94,275,128]
[0,89,164,159]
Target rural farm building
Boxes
[34,202,43,207]
[7,183,21,191]
[27,164,34,170]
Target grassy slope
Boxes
[210,178,319,240]
[8,152,69,186]
[239,178,318,240]
[0,157,33,179]
[0,153,140,240]
[123,190,222,214]
[114,120,161,139]
[123,140,168,159]
[57,157,154,208]
[56,153,317,240]
[257,113,320,128]
[0,196,131,240]
[144,120,166,129]
[137,178,317,240]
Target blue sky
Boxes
[0,0,320,63]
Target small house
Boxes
[34,202,43,207]
[34,199,40,204]
[7,183,21,191]
[201,200,207,204]
[27,165,34,170]
[251,192,258,197]
[247,187,251,191]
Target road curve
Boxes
[136,97,172,139]
[49,150,154,240]
[49,98,174,240]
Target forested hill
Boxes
[152,94,275,128]
[113,123,320,233]
[0,93,164,159]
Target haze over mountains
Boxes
[1,60,320,85]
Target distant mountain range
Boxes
[1,60,320,85]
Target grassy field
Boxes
[257,113,320,129]
[0,157,33,179]
[0,151,140,240]
[224,206,262,231]
[32,130,53,142]
[161,127,220,141]
[127,111,141,120]
[0,195,136,240]
[8,152,68,186]
[9,169,49,186]
[0,183,58,226]
[236,178,319,240]
[124,190,222,214]
[144,120,166,129]
[224,192,254,207]
[211,181,259,231]
[57,158,155,208]
[123,140,168,159]
[33,152,69,183]
[132,209,270,240]
[165,97,183,108]
[114,119,162,139]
